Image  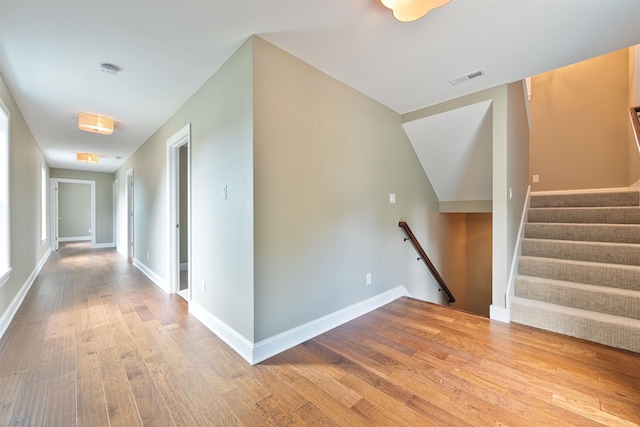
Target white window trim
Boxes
[41,163,47,243]
[0,96,10,288]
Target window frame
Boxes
[41,163,47,242]
[0,96,11,288]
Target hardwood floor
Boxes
[0,242,638,426]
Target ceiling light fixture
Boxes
[381,0,451,22]
[78,113,114,135]
[76,152,99,164]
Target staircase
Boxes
[511,190,640,353]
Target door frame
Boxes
[51,178,96,250]
[167,123,191,296]
[126,168,134,260]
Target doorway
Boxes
[51,178,96,251]
[126,168,134,261]
[167,124,191,300]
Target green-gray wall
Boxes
[50,168,115,245]
[402,82,531,315]
[0,72,50,328]
[57,182,91,239]
[252,37,449,341]
[115,36,456,344]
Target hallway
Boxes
[0,244,638,426]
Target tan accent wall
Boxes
[530,49,630,191]
[466,213,492,317]
[629,45,640,185]
[439,213,467,312]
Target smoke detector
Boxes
[100,63,120,75]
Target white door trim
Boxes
[167,123,191,296]
[126,168,134,260]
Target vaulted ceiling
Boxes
[1,0,639,173]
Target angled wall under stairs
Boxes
[511,190,640,353]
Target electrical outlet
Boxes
[366,273,372,285]
[532,174,540,183]
[202,280,206,293]
[146,251,150,260]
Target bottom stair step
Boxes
[511,297,640,353]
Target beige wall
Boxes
[530,49,630,191]
[50,168,115,244]
[439,212,492,318]
[628,46,640,185]
[466,213,492,317]
[0,73,50,329]
[439,213,468,312]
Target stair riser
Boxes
[530,191,640,208]
[511,301,640,353]
[525,223,640,244]
[515,278,640,320]
[528,207,640,224]
[518,257,640,291]
[522,239,640,266]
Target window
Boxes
[0,97,10,287]
[41,164,47,242]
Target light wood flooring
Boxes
[0,242,638,426]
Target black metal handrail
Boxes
[399,221,455,304]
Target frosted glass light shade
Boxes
[76,152,99,163]
[381,0,451,22]
[78,113,114,135]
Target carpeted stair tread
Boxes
[530,191,639,208]
[514,275,640,320]
[528,206,640,224]
[521,238,640,266]
[518,256,640,291]
[524,223,640,244]
[511,297,640,353]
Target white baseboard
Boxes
[189,301,254,364]
[92,242,115,249]
[0,248,51,339]
[59,236,91,242]
[189,285,411,365]
[132,258,169,293]
[180,263,188,271]
[252,285,410,364]
[490,304,510,323]
[116,245,127,258]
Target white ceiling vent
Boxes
[448,69,487,85]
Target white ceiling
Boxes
[0,0,639,173]
[403,100,493,205]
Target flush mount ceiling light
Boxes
[76,152,99,164]
[78,113,114,135]
[381,0,451,22]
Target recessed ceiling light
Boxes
[100,63,120,75]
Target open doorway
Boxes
[126,168,134,262]
[167,124,190,300]
[51,178,96,251]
